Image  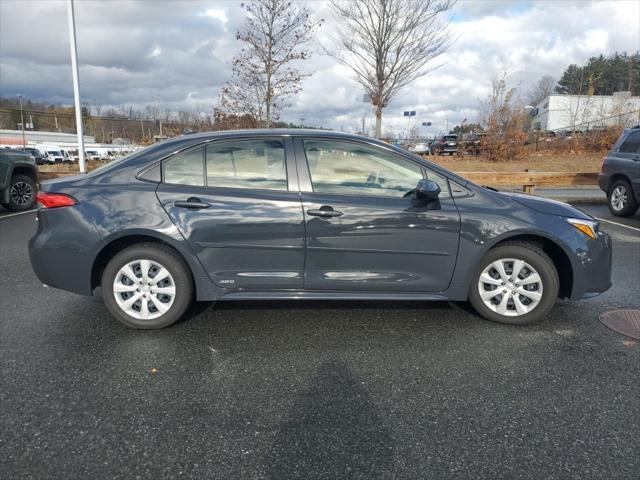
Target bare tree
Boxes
[329,0,455,138]
[218,0,322,127]
[479,70,528,161]
[526,75,555,107]
[93,101,102,117]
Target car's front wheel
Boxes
[469,242,559,325]
[608,179,639,217]
[101,243,194,329]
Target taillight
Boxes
[36,192,77,209]
[600,156,607,173]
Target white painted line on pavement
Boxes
[0,210,36,220]
[595,217,640,233]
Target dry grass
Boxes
[38,159,109,173]
[431,151,603,173]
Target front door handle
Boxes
[307,206,343,218]
[174,197,210,209]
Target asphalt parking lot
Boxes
[1,204,639,479]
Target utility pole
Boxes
[66,0,86,173]
[154,96,163,140]
[18,94,26,147]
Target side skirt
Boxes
[219,290,449,301]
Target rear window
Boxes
[618,131,640,154]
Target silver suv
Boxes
[599,126,640,217]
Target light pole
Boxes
[154,96,163,141]
[66,0,86,173]
[18,94,26,147]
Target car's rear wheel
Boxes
[469,243,559,325]
[608,179,638,217]
[101,244,194,329]
[1,174,36,211]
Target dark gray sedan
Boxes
[29,130,612,329]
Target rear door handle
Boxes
[307,206,343,218]
[174,197,210,209]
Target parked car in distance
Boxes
[30,130,612,329]
[430,134,459,155]
[459,132,485,156]
[20,147,46,165]
[44,150,64,164]
[85,150,102,161]
[0,149,37,211]
[599,125,640,217]
[409,142,431,155]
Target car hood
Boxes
[497,191,593,220]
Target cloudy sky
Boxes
[1,0,638,135]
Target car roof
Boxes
[0,150,32,161]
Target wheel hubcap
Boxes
[478,258,543,317]
[610,185,627,211]
[10,181,33,206]
[113,259,176,320]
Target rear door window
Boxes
[163,146,205,186]
[205,139,287,191]
[618,131,640,154]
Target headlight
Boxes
[566,218,599,240]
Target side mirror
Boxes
[415,179,441,201]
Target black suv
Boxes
[20,147,46,165]
[0,150,37,211]
[599,126,640,217]
[430,134,459,156]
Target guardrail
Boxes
[459,172,599,193]
[38,170,600,194]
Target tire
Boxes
[468,242,559,325]
[607,179,639,217]
[2,174,36,211]
[101,243,194,329]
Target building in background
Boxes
[531,92,640,132]
[0,129,95,146]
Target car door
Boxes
[614,130,640,195]
[295,137,461,293]
[155,136,306,291]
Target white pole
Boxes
[67,0,86,173]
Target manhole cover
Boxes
[599,309,640,340]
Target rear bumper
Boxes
[598,173,609,193]
[28,207,101,296]
[569,230,613,300]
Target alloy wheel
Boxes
[10,181,33,206]
[610,185,627,211]
[477,258,543,317]
[113,259,176,320]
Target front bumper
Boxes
[569,230,612,300]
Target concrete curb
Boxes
[546,197,606,205]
